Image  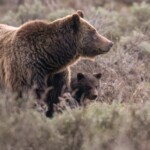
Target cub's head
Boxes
[72,72,102,101]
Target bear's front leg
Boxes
[44,69,70,117]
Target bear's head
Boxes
[71,72,102,102]
[61,10,113,58]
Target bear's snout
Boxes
[109,42,113,48]
[88,89,98,100]
[105,41,113,52]
[97,34,113,53]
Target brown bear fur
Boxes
[43,69,70,117]
[71,72,102,105]
[0,10,113,116]
[44,72,101,116]
[46,72,101,116]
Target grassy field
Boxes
[0,0,150,150]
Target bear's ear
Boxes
[94,73,102,79]
[77,73,85,81]
[77,10,84,18]
[71,14,80,32]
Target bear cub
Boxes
[44,72,101,116]
[71,72,102,105]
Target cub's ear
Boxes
[77,73,85,81]
[71,14,80,32]
[77,10,84,18]
[94,73,102,79]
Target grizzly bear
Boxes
[0,10,113,116]
[71,72,102,105]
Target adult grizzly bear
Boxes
[0,10,113,112]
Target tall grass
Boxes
[0,92,150,150]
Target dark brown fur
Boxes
[44,69,70,117]
[71,72,102,105]
[44,72,101,117]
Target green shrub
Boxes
[0,92,150,150]
[0,10,19,26]
[1,0,46,26]
[16,0,46,23]
[88,7,123,41]
[132,2,150,23]
[131,2,150,31]
[46,8,74,21]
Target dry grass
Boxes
[0,92,150,150]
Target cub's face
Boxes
[77,72,102,100]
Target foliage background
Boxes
[0,0,150,150]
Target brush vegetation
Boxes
[0,0,150,150]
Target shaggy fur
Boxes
[45,72,101,117]
[0,10,113,117]
[44,69,70,117]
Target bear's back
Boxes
[0,24,17,34]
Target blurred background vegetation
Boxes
[0,0,150,150]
